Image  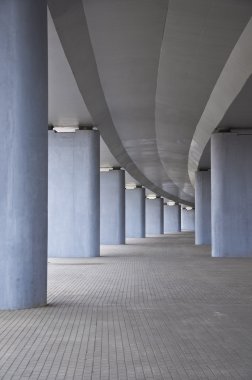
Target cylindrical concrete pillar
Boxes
[211,132,252,257]
[181,208,195,231]
[100,170,125,244]
[195,171,211,245]
[48,129,100,258]
[146,198,164,235]
[164,204,181,233]
[0,0,48,309]
[126,187,145,238]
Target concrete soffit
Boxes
[188,17,252,187]
[48,0,194,206]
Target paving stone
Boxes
[0,233,252,379]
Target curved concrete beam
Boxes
[48,9,92,127]
[82,0,193,203]
[188,17,252,185]
[155,0,252,197]
[48,0,194,205]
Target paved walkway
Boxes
[0,233,252,379]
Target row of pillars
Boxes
[48,129,194,258]
[195,132,252,258]
[0,123,194,310]
[0,2,194,310]
[2,2,249,314]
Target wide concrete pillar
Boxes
[100,170,125,244]
[211,132,252,257]
[0,0,48,309]
[48,129,100,258]
[195,171,211,245]
[146,198,164,235]
[181,208,195,231]
[126,187,145,238]
[164,204,181,233]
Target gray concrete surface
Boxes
[0,0,48,309]
[100,170,125,244]
[126,187,145,238]
[189,19,252,186]
[181,208,195,232]
[211,133,252,257]
[146,198,164,235]
[48,130,100,258]
[195,171,211,245]
[48,0,197,206]
[0,233,252,378]
[49,1,252,206]
[164,204,181,233]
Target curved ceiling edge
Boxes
[153,0,193,203]
[188,17,252,186]
[48,0,194,206]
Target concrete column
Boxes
[100,170,125,244]
[48,129,100,258]
[181,208,195,231]
[195,171,211,245]
[164,204,181,233]
[126,187,145,238]
[211,132,252,257]
[146,198,164,235]
[0,0,48,309]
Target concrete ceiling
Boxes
[189,16,252,183]
[48,10,92,128]
[48,0,252,206]
[156,0,252,193]
[49,10,113,167]
[48,9,144,191]
[199,73,252,170]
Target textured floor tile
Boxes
[0,233,252,379]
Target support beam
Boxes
[0,0,48,309]
[146,198,164,235]
[181,208,195,232]
[126,187,145,238]
[164,204,181,233]
[100,170,125,244]
[195,171,211,245]
[48,129,100,258]
[211,132,252,257]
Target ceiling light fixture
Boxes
[167,201,176,206]
[125,183,136,190]
[147,194,157,200]
[100,167,113,172]
[53,126,79,133]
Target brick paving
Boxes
[0,233,252,379]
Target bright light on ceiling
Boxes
[125,183,136,190]
[167,200,175,206]
[147,194,157,200]
[53,126,79,133]
[100,167,113,172]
